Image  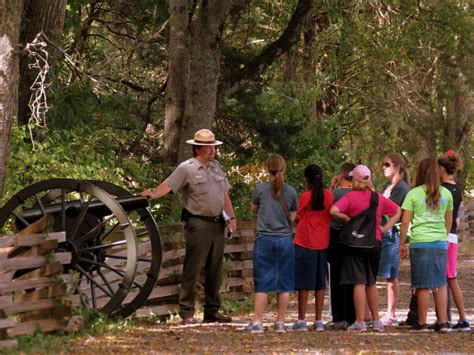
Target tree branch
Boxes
[219,0,313,97]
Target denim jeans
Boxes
[378,229,400,278]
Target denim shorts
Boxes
[253,234,295,293]
[294,245,327,291]
[378,229,400,279]
[410,247,447,289]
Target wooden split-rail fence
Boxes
[134,220,256,317]
[0,217,72,350]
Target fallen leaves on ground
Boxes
[67,254,474,353]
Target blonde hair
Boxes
[352,180,374,191]
[266,154,286,199]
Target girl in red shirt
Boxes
[289,164,334,332]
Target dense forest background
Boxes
[1,0,472,222]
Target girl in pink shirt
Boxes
[330,165,401,332]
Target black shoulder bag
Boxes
[340,191,378,251]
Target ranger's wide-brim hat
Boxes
[186,129,223,146]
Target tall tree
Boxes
[162,0,190,165]
[17,0,67,125]
[0,0,23,195]
[163,0,314,165]
[164,0,234,164]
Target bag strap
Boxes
[370,191,379,210]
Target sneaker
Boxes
[372,320,385,332]
[452,320,471,332]
[273,322,286,333]
[436,322,452,333]
[287,320,308,331]
[397,319,417,329]
[348,322,367,332]
[312,321,324,332]
[410,323,429,332]
[382,317,398,326]
[330,321,349,330]
[181,316,198,325]
[203,312,232,323]
[243,321,264,333]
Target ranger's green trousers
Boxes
[178,217,225,318]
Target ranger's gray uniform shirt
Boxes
[165,158,230,217]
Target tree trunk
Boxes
[163,0,232,165]
[163,0,190,166]
[220,0,313,97]
[0,0,24,195]
[17,0,67,125]
[444,93,472,191]
[177,0,233,161]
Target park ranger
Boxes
[141,129,237,325]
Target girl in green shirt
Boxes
[399,158,453,332]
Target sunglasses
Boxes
[383,162,398,168]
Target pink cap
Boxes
[349,165,372,183]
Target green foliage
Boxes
[2,122,156,205]
[4,0,471,217]
[11,307,136,354]
[79,308,135,335]
[14,331,69,354]
[221,294,254,315]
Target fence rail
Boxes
[0,229,69,350]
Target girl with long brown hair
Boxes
[399,158,454,332]
[438,151,470,331]
[244,154,298,333]
[378,153,409,326]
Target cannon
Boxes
[0,179,162,318]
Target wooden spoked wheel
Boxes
[0,179,138,316]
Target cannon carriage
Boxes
[0,179,162,318]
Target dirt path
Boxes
[68,254,474,353]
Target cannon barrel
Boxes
[19,195,149,222]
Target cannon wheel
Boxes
[0,179,138,316]
[87,181,162,318]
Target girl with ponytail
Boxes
[399,158,454,332]
[438,151,470,331]
[378,153,410,326]
[287,164,334,331]
[244,154,298,333]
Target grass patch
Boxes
[221,294,254,315]
[6,308,138,354]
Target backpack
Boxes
[340,191,378,251]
